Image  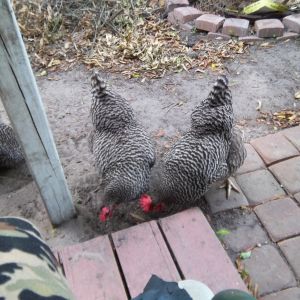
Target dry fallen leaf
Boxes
[154,129,166,138]
[295,91,300,100]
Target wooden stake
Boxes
[0,0,75,225]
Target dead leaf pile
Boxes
[257,109,300,129]
[13,0,248,78]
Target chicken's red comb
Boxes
[139,194,152,212]
[99,206,110,222]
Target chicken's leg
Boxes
[219,177,240,199]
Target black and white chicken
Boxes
[143,75,246,211]
[0,123,24,169]
[89,72,156,221]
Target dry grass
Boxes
[13,0,248,78]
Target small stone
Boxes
[165,0,189,13]
[195,14,225,33]
[283,13,300,33]
[250,132,298,165]
[205,179,248,214]
[172,7,202,25]
[255,198,300,242]
[243,245,296,296]
[207,32,231,41]
[269,157,300,194]
[236,169,285,205]
[279,236,300,280]
[255,19,284,38]
[222,18,249,37]
[261,288,300,300]
[239,36,263,43]
[277,31,299,41]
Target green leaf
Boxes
[216,228,230,237]
[240,251,252,260]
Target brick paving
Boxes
[250,133,299,166]
[236,144,265,175]
[205,179,248,214]
[205,125,300,298]
[261,287,300,300]
[279,237,300,280]
[242,245,296,295]
[269,157,300,194]
[255,198,300,242]
[236,169,285,205]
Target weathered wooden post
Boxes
[0,0,75,225]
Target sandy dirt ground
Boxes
[0,40,299,249]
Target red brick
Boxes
[236,169,285,205]
[195,14,225,32]
[282,125,300,150]
[283,13,300,34]
[165,0,189,13]
[269,157,300,194]
[277,31,299,41]
[207,32,231,40]
[243,245,296,296]
[255,198,300,242]
[255,19,284,38]
[279,237,300,280]
[250,132,299,165]
[172,7,202,24]
[236,144,265,175]
[222,18,249,37]
[261,288,300,300]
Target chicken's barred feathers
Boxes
[155,75,246,206]
[90,72,136,132]
[90,71,155,206]
[0,123,24,169]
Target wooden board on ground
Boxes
[159,207,247,293]
[58,235,127,300]
[112,220,181,298]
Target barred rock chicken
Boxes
[145,75,246,210]
[89,72,156,221]
[0,123,24,169]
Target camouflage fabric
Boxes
[0,217,75,300]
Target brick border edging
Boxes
[166,1,300,42]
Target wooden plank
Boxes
[0,0,75,224]
[112,220,181,298]
[159,207,248,294]
[58,235,127,300]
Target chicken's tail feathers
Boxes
[207,75,231,106]
[91,71,107,91]
[214,75,229,91]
